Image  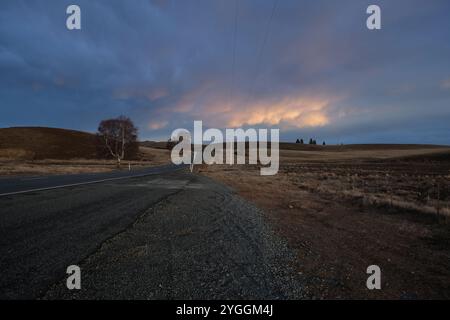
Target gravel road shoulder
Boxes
[44,173,305,299]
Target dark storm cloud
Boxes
[0,0,449,143]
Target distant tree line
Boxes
[296,138,326,146]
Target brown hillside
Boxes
[278,142,448,151]
[140,140,170,150]
[0,127,98,160]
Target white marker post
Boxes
[190,151,199,173]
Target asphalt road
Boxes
[0,168,304,299]
[0,164,182,196]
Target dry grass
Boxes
[0,127,171,176]
[0,148,35,160]
[200,145,450,299]
[138,146,171,165]
[279,147,450,162]
[0,127,98,160]
[0,147,170,176]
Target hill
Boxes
[139,140,169,150]
[0,127,98,160]
[278,142,448,151]
[1,126,448,162]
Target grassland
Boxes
[0,127,170,176]
[200,144,450,299]
[2,126,449,298]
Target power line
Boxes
[250,0,279,100]
[229,0,239,110]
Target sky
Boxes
[1,0,450,144]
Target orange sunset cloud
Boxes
[170,92,332,129]
[226,97,330,128]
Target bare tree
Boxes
[97,116,138,167]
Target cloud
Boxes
[441,79,450,90]
[226,97,330,128]
[0,0,449,145]
[148,120,168,130]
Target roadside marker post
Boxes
[190,151,199,173]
